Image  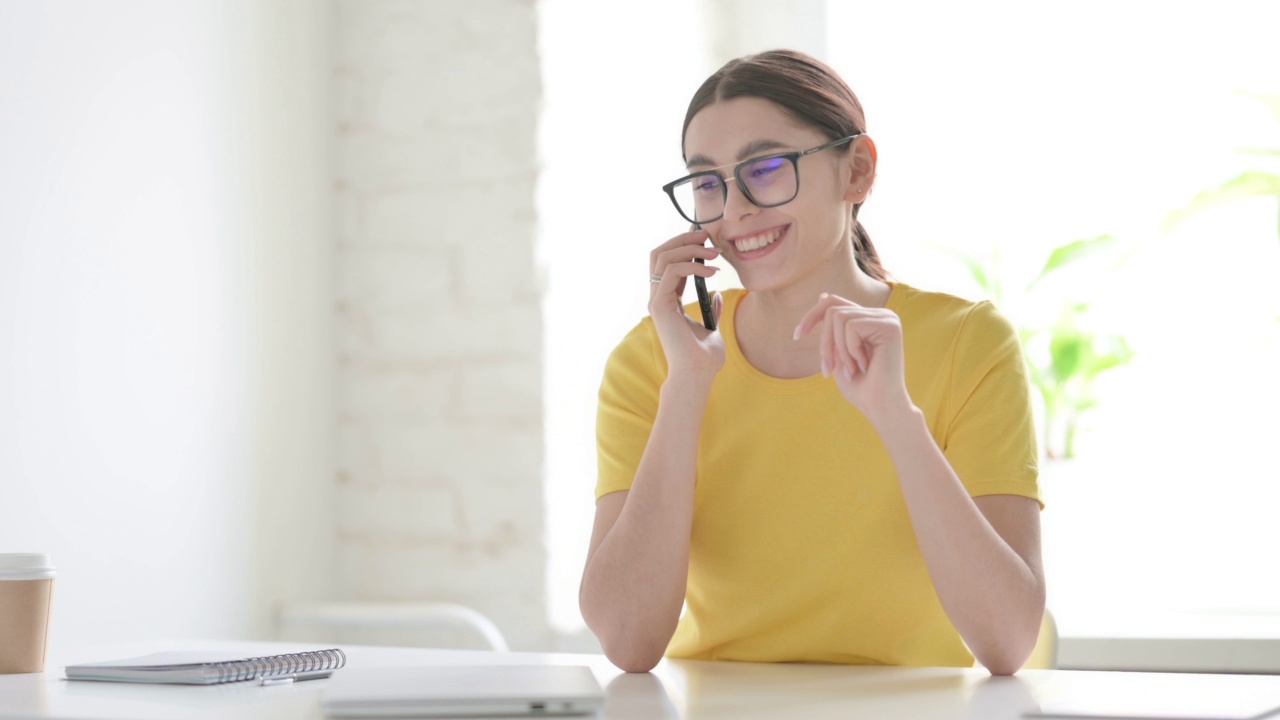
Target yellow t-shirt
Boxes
[594,282,1041,666]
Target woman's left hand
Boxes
[794,293,914,426]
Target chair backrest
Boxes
[275,601,510,652]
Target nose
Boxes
[722,178,760,221]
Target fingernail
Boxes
[819,292,829,299]
[857,359,867,374]
[792,325,802,340]
[844,365,854,381]
[821,360,830,378]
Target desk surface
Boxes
[5,639,1280,720]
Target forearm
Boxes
[874,406,1045,675]
[580,375,710,671]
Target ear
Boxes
[841,135,878,204]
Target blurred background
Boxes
[3,0,1278,668]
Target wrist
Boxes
[660,372,715,404]
[868,393,924,438]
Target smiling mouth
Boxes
[730,225,787,253]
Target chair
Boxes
[275,601,509,652]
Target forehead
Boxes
[683,96,822,163]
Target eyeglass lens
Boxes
[671,155,797,223]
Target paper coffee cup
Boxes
[0,553,56,674]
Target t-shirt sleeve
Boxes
[595,318,667,500]
[942,301,1043,508]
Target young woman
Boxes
[579,50,1045,675]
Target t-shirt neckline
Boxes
[722,281,904,394]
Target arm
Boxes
[875,407,1045,675]
[796,295,1044,675]
[580,228,723,673]
[579,375,711,673]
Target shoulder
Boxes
[892,282,1017,346]
[601,313,665,391]
[891,282,1024,385]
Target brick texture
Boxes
[333,0,548,651]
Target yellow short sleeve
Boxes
[940,301,1042,507]
[595,318,666,500]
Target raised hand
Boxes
[648,228,724,384]
[793,292,913,425]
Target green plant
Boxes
[1163,92,1280,241]
[1164,91,1280,327]
[948,235,1134,459]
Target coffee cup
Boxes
[0,553,56,674]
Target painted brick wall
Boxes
[333,0,549,650]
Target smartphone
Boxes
[692,223,717,331]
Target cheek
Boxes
[793,198,848,247]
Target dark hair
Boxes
[681,49,889,281]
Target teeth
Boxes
[733,229,781,252]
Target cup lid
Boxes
[0,553,56,580]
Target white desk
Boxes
[5,639,1280,719]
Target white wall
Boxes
[0,0,333,659]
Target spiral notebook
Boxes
[64,648,347,685]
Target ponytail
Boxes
[851,215,888,282]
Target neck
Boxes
[743,240,888,336]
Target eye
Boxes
[746,157,785,179]
[692,175,722,193]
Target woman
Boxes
[579,49,1044,675]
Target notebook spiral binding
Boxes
[208,648,347,683]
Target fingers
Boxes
[825,304,859,378]
[653,243,719,278]
[649,258,720,299]
[793,292,843,340]
[842,321,869,377]
[650,236,720,300]
[650,229,714,274]
[794,292,899,379]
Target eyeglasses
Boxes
[661,134,861,225]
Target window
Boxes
[825,0,1280,631]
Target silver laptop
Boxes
[321,664,605,718]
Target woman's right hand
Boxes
[648,228,725,383]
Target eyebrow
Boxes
[686,138,794,170]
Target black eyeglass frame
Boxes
[661,133,862,225]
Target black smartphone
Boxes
[692,223,717,331]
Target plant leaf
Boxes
[1027,235,1117,290]
[1049,330,1088,382]
[1081,336,1133,376]
[1163,171,1280,233]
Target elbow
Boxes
[604,644,664,673]
[584,615,668,673]
[975,623,1040,676]
[581,607,667,673]
[982,657,1024,677]
[975,641,1031,676]
[580,583,673,673]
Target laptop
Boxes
[321,664,605,718]
[1021,669,1280,720]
